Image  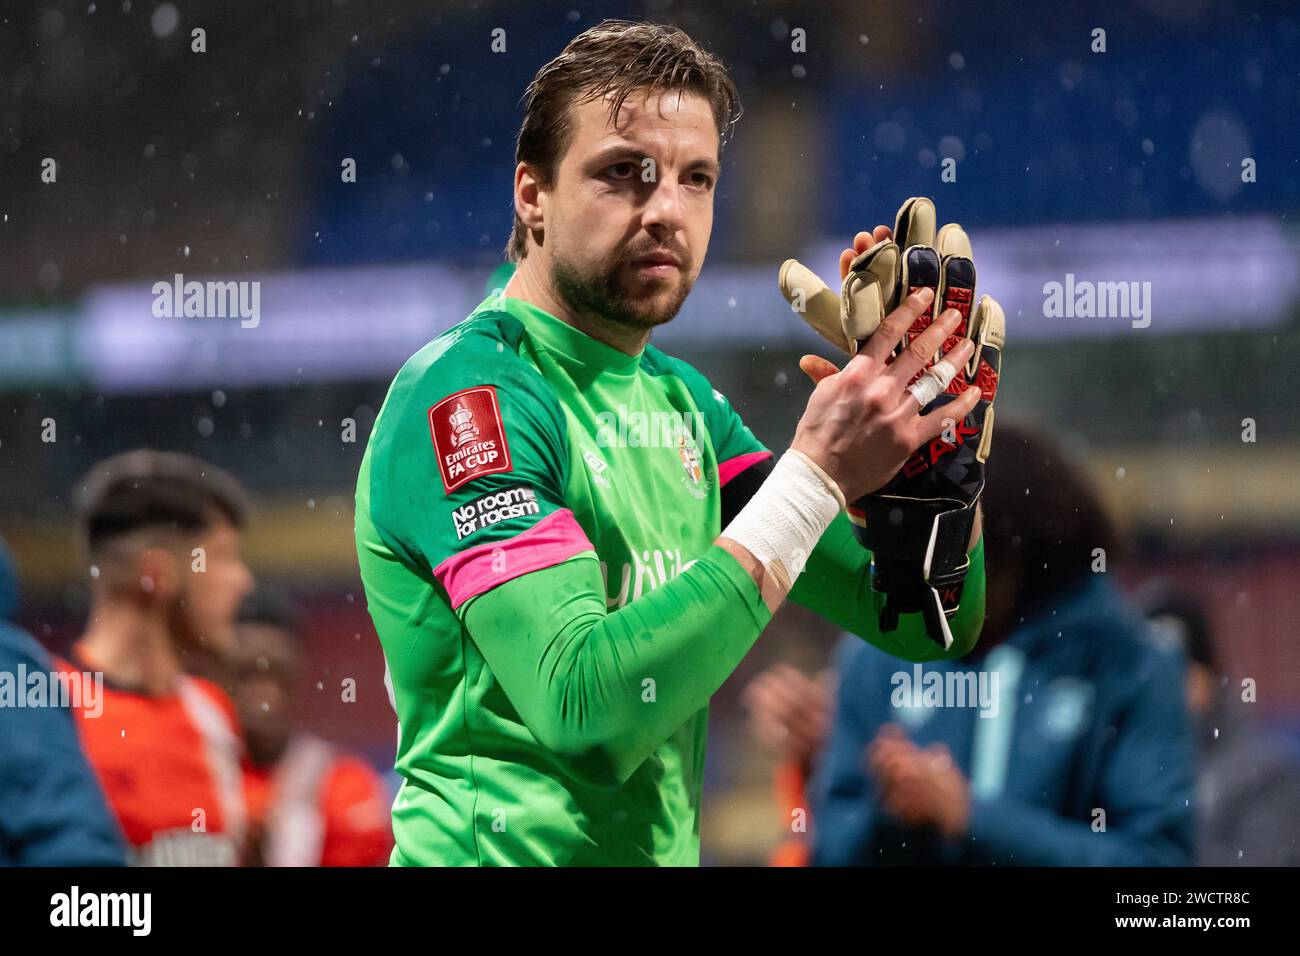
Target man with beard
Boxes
[58,450,254,865]
[355,20,989,866]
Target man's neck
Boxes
[246,734,290,770]
[504,255,650,357]
[77,604,183,696]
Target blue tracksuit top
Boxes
[810,574,1195,866]
[0,538,126,866]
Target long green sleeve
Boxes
[788,512,985,661]
[459,544,770,788]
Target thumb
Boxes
[799,354,840,384]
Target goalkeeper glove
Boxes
[778,197,1005,650]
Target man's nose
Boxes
[642,177,686,237]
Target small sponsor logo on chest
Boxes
[582,449,612,488]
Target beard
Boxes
[551,239,695,333]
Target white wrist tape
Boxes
[721,449,845,592]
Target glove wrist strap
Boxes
[853,490,981,649]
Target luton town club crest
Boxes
[678,433,703,485]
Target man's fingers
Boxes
[923,741,954,769]
[914,384,981,444]
[900,350,974,416]
[841,236,874,279]
[838,247,856,280]
[855,287,934,367]
[854,227,890,254]
[868,727,913,767]
[746,666,822,722]
[799,353,840,384]
[873,723,908,743]
[839,225,893,279]
[840,232,875,280]
[740,674,768,708]
[767,662,805,684]
[897,338,976,415]
[745,676,791,715]
[886,308,966,391]
[870,747,912,783]
[786,717,826,751]
[762,672,824,719]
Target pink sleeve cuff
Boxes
[718,449,773,487]
[433,509,595,610]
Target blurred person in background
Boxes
[56,450,253,866]
[1138,585,1300,866]
[742,663,833,866]
[0,536,126,866]
[231,587,392,867]
[794,421,1194,865]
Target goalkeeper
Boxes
[355,20,1000,866]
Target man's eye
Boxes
[605,162,637,180]
[689,172,714,190]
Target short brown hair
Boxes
[507,19,742,262]
[981,420,1124,606]
[76,449,248,557]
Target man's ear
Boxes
[514,162,546,237]
[135,546,183,604]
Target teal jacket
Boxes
[812,575,1195,866]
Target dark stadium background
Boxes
[2,0,1298,863]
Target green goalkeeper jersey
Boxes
[355,292,985,866]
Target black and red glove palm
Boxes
[779,197,1005,649]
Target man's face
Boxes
[1185,661,1215,717]
[230,622,299,764]
[540,88,720,331]
[175,520,253,655]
